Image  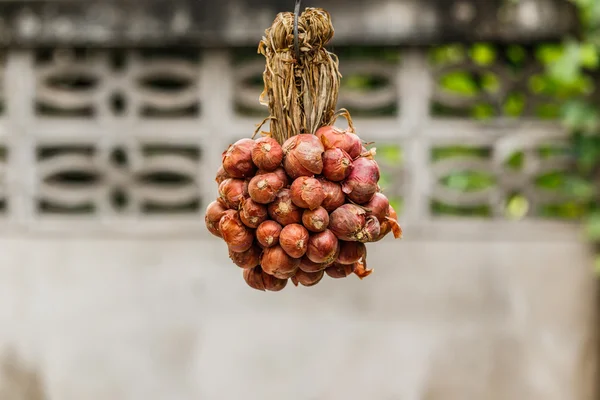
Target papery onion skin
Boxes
[257,167,290,187]
[205,200,228,238]
[268,189,303,226]
[302,207,329,233]
[361,216,381,243]
[218,178,248,209]
[342,157,380,204]
[282,134,324,179]
[252,137,284,171]
[248,173,286,204]
[306,229,339,265]
[219,210,254,253]
[280,223,309,259]
[222,138,257,178]
[256,220,282,248]
[364,193,390,223]
[243,267,266,291]
[315,126,363,159]
[299,256,328,273]
[329,204,367,241]
[292,269,324,287]
[263,272,288,292]
[337,241,366,265]
[318,178,346,212]
[228,245,261,269]
[261,245,300,279]
[325,262,354,279]
[322,148,353,182]
[239,198,268,228]
[215,166,230,185]
[290,177,325,210]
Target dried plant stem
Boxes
[258,7,342,145]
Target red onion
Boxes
[215,166,230,185]
[302,207,329,232]
[363,216,381,243]
[205,200,228,238]
[263,273,288,292]
[261,245,300,279]
[329,204,366,241]
[248,173,285,204]
[306,230,339,265]
[252,137,284,171]
[318,178,345,212]
[222,138,256,178]
[268,189,303,226]
[325,262,354,279]
[292,269,324,287]
[218,178,248,209]
[337,242,366,265]
[228,245,261,269]
[239,198,268,228]
[219,210,254,252]
[257,167,290,187]
[256,220,282,248]
[315,126,362,159]
[364,193,390,223]
[243,267,265,291]
[342,157,380,204]
[280,223,309,258]
[299,256,328,273]
[290,176,325,210]
[322,148,353,182]
[282,134,324,178]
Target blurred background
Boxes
[0,0,598,399]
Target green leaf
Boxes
[580,43,599,68]
[549,41,582,84]
[584,212,600,240]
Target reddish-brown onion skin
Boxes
[329,204,366,241]
[290,177,325,210]
[315,126,363,159]
[279,224,309,258]
[302,207,329,233]
[325,262,354,279]
[364,192,390,223]
[342,157,380,204]
[257,167,290,187]
[337,242,366,265]
[299,256,328,273]
[219,210,254,253]
[228,245,261,269]
[293,269,324,287]
[222,138,256,178]
[239,198,268,228]
[205,200,228,238]
[218,178,248,209]
[322,148,353,182]
[256,220,282,248]
[306,230,339,265]
[243,267,266,291]
[362,216,381,243]
[252,137,284,171]
[248,173,285,204]
[263,272,288,291]
[318,178,346,212]
[268,189,303,226]
[261,245,300,279]
[282,134,324,179]
[215,166,230,185]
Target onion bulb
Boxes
[261,245,300,279]
[256,220,282,248]
[364,192,390,223]
[302,207,329,232]
[337,241,366,265]
[299,256,328,273]
[268,189,303,226]
[306,229,339,265]
[292,269,324,287]
[218,178,248,209]
[290,176,325,210]
[243,267,265,291]
[282,134,324,178]
[215,166,230,185]
[318,178,346,212]
[342,157,380,204]
[219,210,254,253]
[222,138,256,178]
[228,245,261,269]
[252,137,284,171]
[279,223,309,258]
[248,173,285,204]
[329,204,366,241]
[325,262,354,279]
[205,200,228,238]
[322,148,353,182]
[315,126,362,159]
[239,198,268,228]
